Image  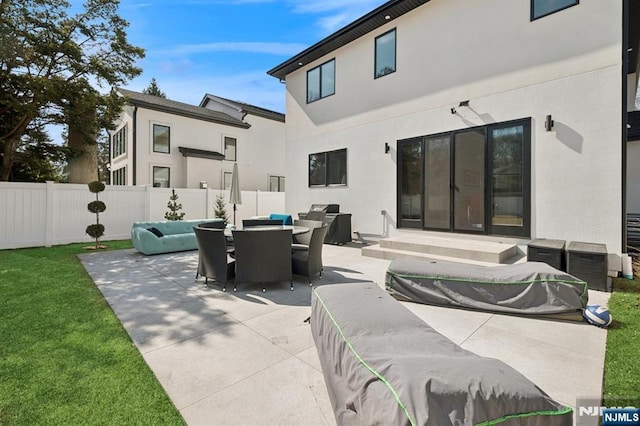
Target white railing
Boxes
[0,182,285,249]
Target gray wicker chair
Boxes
[293,219,324,245]
[292,224,329,285]
[198,220,225,229]
[242,219,282,227]
[232,229,293,292]
[194,226,235,291]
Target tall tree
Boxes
[0,0,145,181]
[142,77,167,98]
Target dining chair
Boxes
[293,219,324,245]
[242,219,282,227]
[232,229,293,292]
[193,226,235,291]
[292,224,329,285]
[198,220,225,229]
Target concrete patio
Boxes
[78,242,610,426]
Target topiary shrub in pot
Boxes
[86,180,107,249]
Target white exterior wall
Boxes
[284,0,624,253]
[109,107,285,191]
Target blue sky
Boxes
[113,0,389,112]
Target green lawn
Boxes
[0,241,185,425]
[603,274,640,408]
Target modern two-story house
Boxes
[269,0,639,258]
[109,89,286,191]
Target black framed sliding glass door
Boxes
[397,118,531,238]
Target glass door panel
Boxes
[424,136,451,230]
[398,139,423,228]
[489,123,529,237]
[454,130,485,232]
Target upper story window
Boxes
[309,148,347,187]
[153,124,170,153]
[112,126,126,158]
[269,175,285,192]
[307,59,335,103]
[531,0,578,20]
[224,136,237,161]
[375,29,396,79]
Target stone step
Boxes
[378,235,517,263]
[361,245,502,267]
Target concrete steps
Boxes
[361,234,520,265]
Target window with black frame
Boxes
[112,126,126,158]
[309,149,346,187]
[307,59,335,103]
[375,29,396,78]
[531,0,578,20]
[153,124,170,153]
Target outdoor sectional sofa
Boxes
[311,282,573,425]
[131,219,223,255]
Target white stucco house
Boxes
[268,0,640,257]
[109,89,286,191]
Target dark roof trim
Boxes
[267,0,429,81]
[178,147,225,160]
[199,94,285,123]
[118,89,250,129]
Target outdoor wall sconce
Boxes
[450,107,457,114]
[385,142,390,153]
[545,115,555,132]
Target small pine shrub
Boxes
[165,188,185,221]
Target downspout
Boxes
[133,106,138,185]
[622,0,629,253]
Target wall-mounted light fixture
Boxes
[385,142,390,153]
[450,107,457,115]
[545,115,554,132]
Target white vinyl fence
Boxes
[0,182,285,249]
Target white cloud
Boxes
[160,42,309,57]
[287,0,388,34]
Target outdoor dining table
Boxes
[223,225,310,238]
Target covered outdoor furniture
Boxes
[193,226,235,290]
[131,219,217,255]
[292,224,328,284]
[298,204,352,245]
[386,259,588,317]
[311,282,573,426]
[268,213,293,225]
[232,229,293,292]
[198,220,226,229]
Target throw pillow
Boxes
[147,227,164,237]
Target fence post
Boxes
[256,190,260,216]
[45,181,55,247]
[205,187,210,219]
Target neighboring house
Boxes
[268,0,640,256]
[108,88,286,191]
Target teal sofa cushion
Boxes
[131,219,223,255]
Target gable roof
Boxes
[199,94,285,123]
[267,0,430,81]
[118,88,250,129]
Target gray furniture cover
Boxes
[311,282,573,426]
[386,260,588,316]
